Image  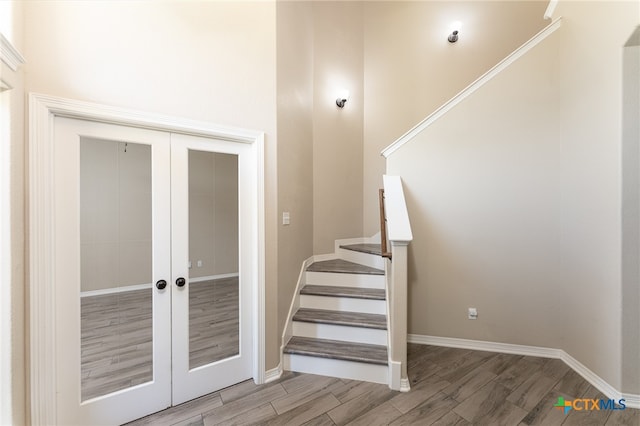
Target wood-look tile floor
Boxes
[125,343,639,426]
[81,278,239,401]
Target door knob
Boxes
[176,277,186,287]
[156,279,167,290]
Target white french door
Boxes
[53,117,253,425]
[170,133,253,405]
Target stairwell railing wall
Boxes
[381,175,413,392]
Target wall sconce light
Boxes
[336,90,350,108]
[448,21,462,43]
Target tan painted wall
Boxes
[24,0,280,369]
[276,1,315,335]
[622,31,640,395]
[388,1,639,393]
[188,151,239,279]
[312,2,365,255]
[363,1,548,235]
[80,139,153,292]
[1,0,25,423]
[79,143,238,292]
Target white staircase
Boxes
[283,177,413,390]
[283,239,391,385]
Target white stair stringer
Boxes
[283,236,393,388]
[299,294,386,315]
[292,321,387,346]
[284,354,388,385]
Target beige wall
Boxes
[80,143,238,292]
[189,151,239,279]
[276,1,315,335]
[312,1,365,254]
[363,1,548,235]
[24,0,280,369]
[388,1,639,393]
[622,30,640,395]
[1,0,25,424]
[80,139,152,292]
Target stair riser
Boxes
[300,294,386,315]
[284,354,388,385]
[305,272,385,289]
[292,321,387,346]
[337,248,386,270]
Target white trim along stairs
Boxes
[282,235,397,387]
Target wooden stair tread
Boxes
[300,285,385,300]
[284,336,387,365]
[339,243,383,256]
[293,308,387,329]
[306,259,384,276]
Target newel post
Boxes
[382,175,412,392]
[390,241,410,391]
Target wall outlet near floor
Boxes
[197,260,202,268]
[468,307,478,320]
[282,211,290,225]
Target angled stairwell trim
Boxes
[544,0,559,20]
[408,334,640,409]
[280,256,315,367]
[381,18,563,158]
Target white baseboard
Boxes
[80,283,152,298]
[409,334,560,359]
[408,334,640,409]
[80,273,240,297]
[190,272,239,283]
[264,363,283,384]
[622,392,640,409]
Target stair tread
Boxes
[284,336,387,365]
[306,259,384,275]
[339,243,383,256]
[293,308,387,329]
[300,285,385,300]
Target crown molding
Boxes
[0,32,25,72]
[381,18,562,159]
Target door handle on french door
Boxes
[176,277,186,287]
[156,280,167,290]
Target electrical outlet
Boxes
[197,260,202,268]
[468,307,478,320]
[188,261,192,269]
[282,212,290,225]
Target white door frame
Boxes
[28,93,266,425]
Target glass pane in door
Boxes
[80,138,153,401]
[187,150,239,369]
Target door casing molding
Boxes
[28,93,266,425]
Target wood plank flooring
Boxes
[339,244,383,256]
[306,259,384,275]
[292,308,387,329]
[300,285,386,300]
[81,278,239,401]
[125,343,639,425]
[284,337,388,365]
[81,288,153,401]
[189,278,239,368]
